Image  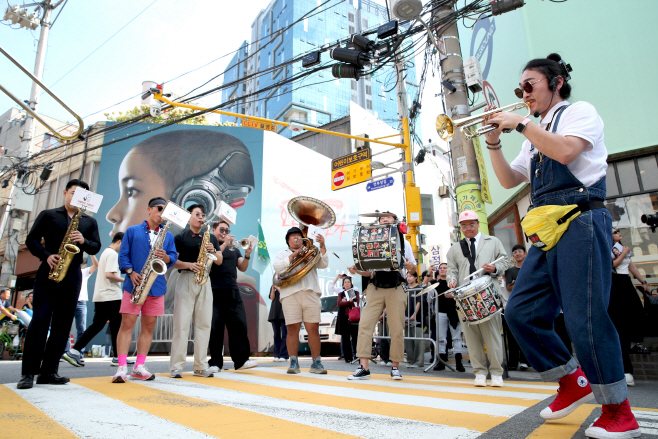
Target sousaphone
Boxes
[273,196,336,287]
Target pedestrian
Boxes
[268,285,288,362]
[610,228,649,388]
[207,220,258,372]
[404,272,427,368]
[63,254,98,361]
[431,263,465,372]
[485,53,640,436]
[273,227,329,374]
[503,244,529,371]
[347,211,416,381]
[112,197,178,383]
[22,292,33,317]
[330,274,360,363]
[446,210,509,387]
[63,233,131,368]
[169,204,222,378]
[18,179,101,389]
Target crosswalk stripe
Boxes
[139,375,482,439]
[5,382,216,438]
[251,368,551,402]
[159,372,505,433]
[1,385,78,438]
[526,404,597,439]
[76,376,356,438]
[635,410,658,436]
[212,369,527,418]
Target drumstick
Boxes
[464,255,506,281]
[332,252,352,268]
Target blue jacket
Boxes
[119,221,178,297]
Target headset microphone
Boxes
[534,77,559,118]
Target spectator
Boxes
[268,285,288,362]
[0,289,18,323]
[610,228,649,387]
[404,272,427,368]
[64,256,99,359]
[431,263,465,372]
[22,292,33,318]
[330,274,360,363]
[503,245,529,371]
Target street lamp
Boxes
[3,5,39,30]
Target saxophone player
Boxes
[112,197,178,383]
[169,204,222,378]
[18,179,101,390]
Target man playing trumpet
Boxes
[170,204,222,378]
[273,227,329,374]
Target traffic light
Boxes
[330,35,374,81]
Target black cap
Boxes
[148,197,167,207]
[512,244,526,253]
[285,227,304,247]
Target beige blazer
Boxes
[446,234,509,296]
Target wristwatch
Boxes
[516,118,531,133]
[126,268,133,274]
[244,256,250,260]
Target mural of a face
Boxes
[106,149,167,238]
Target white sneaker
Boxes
[386,361,393,366]
[208,366,221,374]
[194,369,214,377]
[112,365,128,383]
[491,375,504,387]
[625,373,636,387]
[131,364,155,381]
[237,359,258,370]
[519,363,529,371]
[273,357,280,362]
[171,370,183,378]
[474,374,487,387]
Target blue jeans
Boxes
[65,301,87,352]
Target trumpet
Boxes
[229,238,251,250]
[435,102,530,141]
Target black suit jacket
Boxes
[26,206,101,281]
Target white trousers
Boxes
[438,312,462,355]
[169,271,213,372]
[461,313,504,377]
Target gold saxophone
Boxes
[130,221,170,305]
[194,224,217,285]
[48,208,82,282]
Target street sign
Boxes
[241,119,277,132]
[366,177,394,192]
[482,80,500,109]
[331,147,372,191]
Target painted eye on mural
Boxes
[126,187,140,198]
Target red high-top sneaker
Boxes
[540,367,595,420]
[585,399,641,439]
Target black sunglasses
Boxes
[514,78,545,99]
[613,230,620,235]
[218,228,230,233]
[153,205,164,212]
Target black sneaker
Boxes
[347,366,370,380]
[62,350,84,367]
[390,367,403,380]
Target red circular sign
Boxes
[333,171,345,187]
[482,80,500,109]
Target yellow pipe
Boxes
[155,93,403,148]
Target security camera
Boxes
[150,101,162,117]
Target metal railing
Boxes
[131,314,194,354]
[364,285,455,373]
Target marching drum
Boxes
[352,224,402,271]
[453,277,504,325]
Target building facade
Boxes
[221,0,419,138]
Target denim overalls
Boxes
[506,106,627,405]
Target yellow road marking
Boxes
[0,386,77,438]
[76,377,356,439]
[168,372,508,432]
[527,404,597,438]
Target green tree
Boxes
[104,104,238,126]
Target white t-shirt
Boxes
[510,101,608,187]
[612,242,631,275]
[79,267,92,301]
[93,248,123,302]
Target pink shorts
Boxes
[119,291,164,317]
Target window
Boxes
[348,12,354,22]
[366,100,372,110]
[304,18,308,31]
[362,18,368,28]
[366,85,371,95]
[606,154,658,198]
[420,194,435,225]
[0,126,2,135]
[351,81,357,90]
[349,25,355,34]
[489,206,523,258]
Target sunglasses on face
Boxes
[194,213,206,219]
[514,77,545,99]
[613,230,620,235]
[154,205,164,212]
[218,228,230,234]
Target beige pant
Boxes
[462,313,504,377]
[356,283,407,363]
[169,271,213,372]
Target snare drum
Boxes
[453,277,504,325]
[352,224,402,271]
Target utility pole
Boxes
[0,0,56,288]
[435,1,488,233]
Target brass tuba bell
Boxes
[273,196,336,288]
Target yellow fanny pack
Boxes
[521,201,605,251]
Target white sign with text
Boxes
[162,202,191,228]
[71,188,103,213]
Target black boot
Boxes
[455,353,465,372]
[433,353,448,371]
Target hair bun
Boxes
[547,53,562,63]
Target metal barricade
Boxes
[131,314,195,354]
[364,285,454,372]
